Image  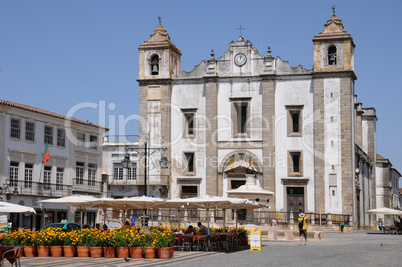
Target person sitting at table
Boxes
[95,223,100,230]
[197,222,211,235]
[184,225,195,235]
[102,224,109,231]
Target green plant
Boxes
[75,228,92,246]
[112,229,131,247]
[151,229,174,249]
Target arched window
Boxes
[151,55,159,75]
[328,46,337,65]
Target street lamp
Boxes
[121,141,169,197]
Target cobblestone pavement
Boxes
[19,231,401,267]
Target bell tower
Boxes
[138,19,181,79]
[137,19,181,198]
[313,11,355,72]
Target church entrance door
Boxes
[287,187,304,218]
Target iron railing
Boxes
[108,175,169,186]
[72,178,103,194]
[103,208,352,228]
[4,179,72,197]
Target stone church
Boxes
[137,14,382,228]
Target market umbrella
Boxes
[99,196,165,227]
[0,201,36,214]
[39,195,101,228]
[367,207,402,215]
[165,195,267,229]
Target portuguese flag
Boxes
[43,141,50,164]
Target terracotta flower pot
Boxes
[129,247,143,258]
[77,246,90,257]
[103,247,116,258]
[50,246,63,257]
[144,247,156,259]
[23,246,37,257]
[158,247,171,259]
[116,247,129,258]
[239,236,248,246]
[170,246,174,258]
[63,246,76,257]
[90,247,103,257]
[37,245,50,257]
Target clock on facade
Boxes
[234,53,246,66]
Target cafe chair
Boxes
[182,235,193,251]
[1,246,23,267]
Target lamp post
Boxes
[121,141,169,197]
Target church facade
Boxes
[137,14,381,227]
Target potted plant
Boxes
[21,229,37,257]
[113,229,130,258]
[62,230,78,257]
[101,230,116,258]
[153,229,174,259]
[76,228,91,257]
[47,228,64,257]
[87,229,103,257]
[35,228,52,257]
[142,232,156,259]
[128,229,143,258]
[237,227,248,245]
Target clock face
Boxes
[235,53,246,66]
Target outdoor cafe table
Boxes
[0,246,15,264]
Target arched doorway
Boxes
[223,153,260,221]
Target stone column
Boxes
[203,76,219,196]
[260,76,276,209]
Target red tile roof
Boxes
[0,99,108,131]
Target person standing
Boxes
[271,217,277,226]
[298,213,309,245]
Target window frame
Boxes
[231,98,251,138]
[44,125,53,145]
[183,152,196,176]
[288,151,303,177]
[24,163,33,188]
[57,128,66,147]
[25,121,35,142]
[43,166,52,190]
[286,106,303,137]
[56,167,64,191]
[182,109,197,138]
[77,132,85,148]
[127,163,137,180]
[113,163,123,180]
[88,163,96,186]
[9,162,19,187]
[76,162,84,185]
[89,135,98,150]
[10,118,21,139]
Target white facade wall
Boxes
[170,83,206,198]
[275,79,314,212]
[323,78,343,214]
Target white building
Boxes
[0,100,107,230]
[135,13,401,228]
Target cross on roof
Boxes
[237,25,245,36]
[158,15,162,24]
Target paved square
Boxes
[19,231,401,267]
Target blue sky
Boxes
[1,0,401,185]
